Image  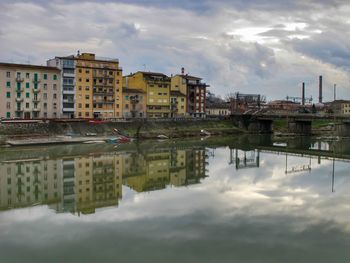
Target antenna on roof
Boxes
[77,50,80,56]
[181,67,185,75]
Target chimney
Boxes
[302,82,305,106]
[181,67,185,75]
[319,75,323,103]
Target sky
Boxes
[0,0,350,101]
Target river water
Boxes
[0,135,350,262]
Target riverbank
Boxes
[0,119,244,146]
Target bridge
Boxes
[231,112,350,136]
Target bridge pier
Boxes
[287,120,312,135]
[247,119,273,134]
[335,121,350,137]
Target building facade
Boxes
[171,72,208,118]
[124,71,171,118]
[324,100,350,116]
[206,102,231,116]
[47,56,75,118]
[122,87,146,118]
[170,90,187,117]
[0,63,61,119]
[48,53,123,119]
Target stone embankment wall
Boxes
[0,119,242,140]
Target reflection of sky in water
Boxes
[1,145,350,262]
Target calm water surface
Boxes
[1,136,350,262]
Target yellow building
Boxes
[170,90,187,117]
[75,53,123,119]
[73,154,123,215]
[171,71,208,118]
[122,87,146,118]
[124,71,171,118]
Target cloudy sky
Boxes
[0,0,350,100]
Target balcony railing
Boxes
[32,88,41,93]
[32,78,41,83]
[16,76,24,82]
[32,97,40,102]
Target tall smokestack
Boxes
[302,82,305,106]
[319,75,323,103]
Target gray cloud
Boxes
[0,0,350,100]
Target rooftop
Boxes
[175,74,202,80]
[170,90,186,97]
[206,102,230,109]
[0,62,60,71]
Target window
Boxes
[85,86,89,91]
[125,95,129,100]
[85,104,90,108]
[6,102,10,109]
[85,112,90,117]
[26,82,30,89]
[43,74,47,80]
[85,95,89,99]
[43,93,47,100]
[6,81,10,88]
[53,103,57,109]
[86,69,90,74]
[79,86,82,91]
[6,72,10,78]
[26,93,30,98]
[53,84,57,90]
[6,92,10,98]
[86,78,90,82]
[53,74,57,80]
[116,104,119,108]
[26,103,29,108]
[79,69,82,73]
[125,104,129,109]
[6,112,10,118]
[44,103,47,109]
[78,103,82,108]
[53,94,57,99]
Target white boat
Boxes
[83,140,106,144]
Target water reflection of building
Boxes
[57,154,122,215]
[0,159,63,210]
[0,147,208,213]
[123,148,208,192]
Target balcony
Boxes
[32,88,41,93]
[32,97,40,102]
[93,99,115,104]
[16,76,24,82]
[63,98,74,103]
[93,89,114,95]
[32,107,41,112]
[32,78,41,83]
[15,107,24,112]
[63,107,75,112]
[15,88,24,92]
[16,97,24,102]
